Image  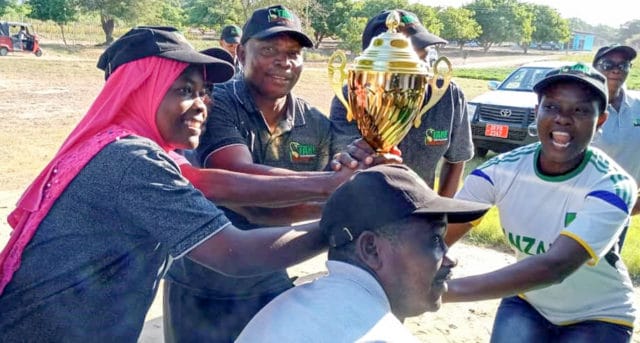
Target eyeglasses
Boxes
[596,59,632,73]
[547,63,606,83]
[172,85,212,105]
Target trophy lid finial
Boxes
[353,10,429,74]
[386,11,400,33]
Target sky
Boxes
[412,0,636,28]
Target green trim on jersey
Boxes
[534,147,592,182]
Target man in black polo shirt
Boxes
[331,9,474,198]
[163,5,363,342]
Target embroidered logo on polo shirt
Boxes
[632,118,640,127]
[424,128,448,145]
[289,142,316,162]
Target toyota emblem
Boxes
[499,109,512,117]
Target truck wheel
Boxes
[35,48,42,57]
[475,147,488,158]
[0,47,8,56]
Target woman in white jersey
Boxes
[445,63,637,342]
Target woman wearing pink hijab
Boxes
[0,27,329,341]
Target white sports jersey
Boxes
[457,143,638,326]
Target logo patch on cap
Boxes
[400,13,419,25]
[268,7,294,24]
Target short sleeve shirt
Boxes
[330,81,473,187]
[0,136,230,341]
[197,78,334,171]
[168,78,335,297]
[591,89,640,183]
[456,143,637,326]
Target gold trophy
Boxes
[328,11,452,153]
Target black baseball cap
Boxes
[592,44,637,65]
[241,5,313,48]
[362,9,447,51]
[321,164,491,247]
[534,62,609,112]
[200,47,235,81]
[220,24,242,44]
[97,26,234,83]
[200,47,234,64]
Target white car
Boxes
[467,61,572,157]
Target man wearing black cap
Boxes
[331,9,474,198]
[591,44,640,219]
[163,5,364,342]
[235,164,489,342]
[445,63,637,342]
[219,24,242,73]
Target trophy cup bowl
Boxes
[328,11,452,153]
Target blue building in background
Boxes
[568,31,595,51]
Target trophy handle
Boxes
[328,50,353,121]
[414,56,453,128]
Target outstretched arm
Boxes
[197,144,357,224]
[187,221,326,277]
[227,202,323,226]
[445,222,474,247]
[181,163,342,207]
[443,235,590,302]
[438,160,465,198]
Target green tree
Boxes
[0,0,9,17]
[309,0,352,49]
[137,0,185,27]
[514,2,534,54]
[531,4,570,50]
[184,0,243,33]
[407,3,441,36]
[79,0,168,45]
[619,19,640,45]
[157,1,186,27]
[336,15,368,54]
[567,17,591,32]
[354,0,410,19]
[1,0,31,20]
[465,0,522,52]
[184,0,318,42]
[439,7,481,50]
[27,0,78,45]
[593,24,617,44]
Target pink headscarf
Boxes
[0,56,188,294]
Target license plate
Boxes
[485,124,509,138]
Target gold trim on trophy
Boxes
[328,10,452,153]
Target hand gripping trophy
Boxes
[328,10,452,153]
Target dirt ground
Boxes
[1,43,638,342]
